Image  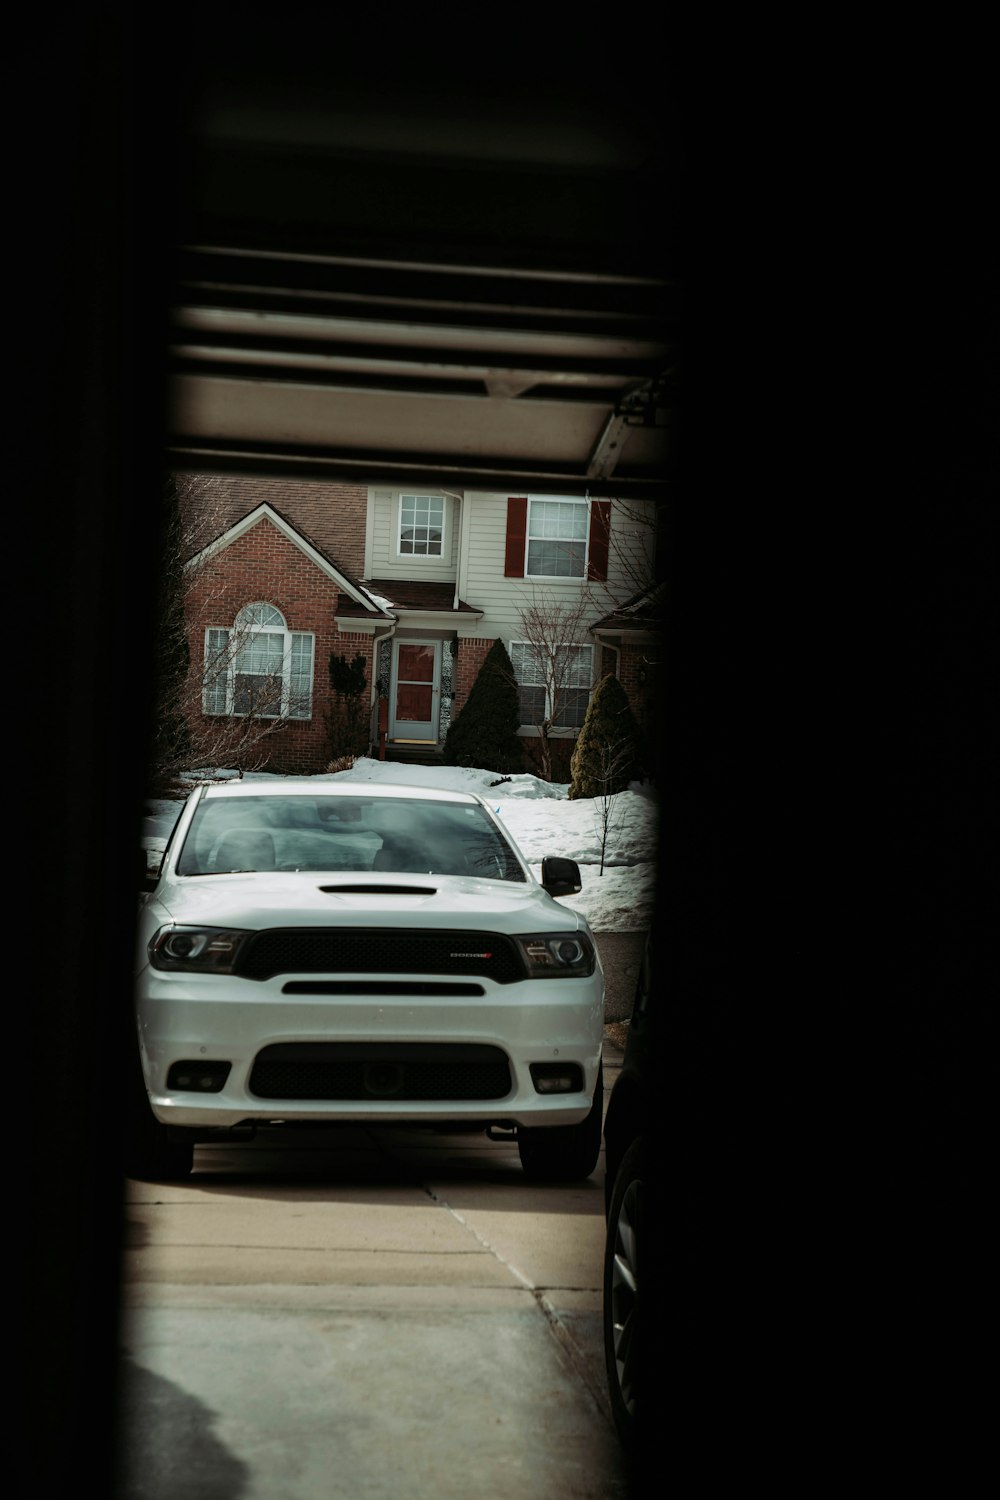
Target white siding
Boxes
[458,490,655,640]
[366,488,458,581]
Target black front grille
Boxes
[248,1043,513,1100]
[235,929,525,983]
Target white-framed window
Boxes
[203,603,314,719]
[510,641,593,729]
[398,493,445,558]
[526,498,588,578]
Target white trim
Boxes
[590,626,658,644]
[388,637,442,742]
[395,491,450,562]
[333,617,381,637]
[364,486,379,578]
[456,491,471,607]
[202,608,315,720]
[185,504,378,611]
[386,608,483,630]
[334,607,480,634]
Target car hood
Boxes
[143,870,587,935]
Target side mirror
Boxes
[140,850,160,892]
[540,856,582,897]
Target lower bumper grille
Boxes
[248,1042,512,1101]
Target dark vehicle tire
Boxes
[603,1135,642,1449]
[125,1106,195,1181]
[125,1051,195,1181]
[517,1063,603,1180]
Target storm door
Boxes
[389,639,441,742]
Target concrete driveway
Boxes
[115,1037,632,1500]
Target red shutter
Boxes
[587,501,611,581]
[504,497,528,577]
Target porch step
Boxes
[381,743,445,768]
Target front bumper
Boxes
[135,967,605,1129]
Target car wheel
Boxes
[603,1135,642,1449]
[124,1052,194,1181]
[517,1063,603,1181]
[125,1105,195,1181]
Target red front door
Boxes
[390,640,441,741]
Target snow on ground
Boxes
[141,758,659,931]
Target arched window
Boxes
[203,603,314,719]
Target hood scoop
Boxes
[318,883,437,896]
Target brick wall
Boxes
[184,517,375,774]
[452,638,494,710]
[520,735,575,782]
[616,642,657,740]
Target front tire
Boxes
[517,1063,603,1180]
[603,1135,642,1448]
[124,1048,194,1181]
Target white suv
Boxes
[132,780,605,1181]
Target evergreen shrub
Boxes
[327,651,369,758]
[568,673,641,800]
[443,638,525,774]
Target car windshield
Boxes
[175,794,527,882]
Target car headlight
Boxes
[514,932,596,978]
[148,925,251,973]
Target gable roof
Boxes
[177,474,368,575]
[185,501,391,616]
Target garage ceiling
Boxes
[165,53,681,499]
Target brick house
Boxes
[179,475,660,779]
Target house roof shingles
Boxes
[178,475,367,577]
[356,580,481,615]
[590,580,665,634]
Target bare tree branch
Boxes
[502,590,595,782]
[589,737,634,874]
[584,496,661,611]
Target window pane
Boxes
[518,685,547,723]
[234,672,282,717]
[510,642,544,685]
[289,633,314,719]
[397,644,435,682]
[526,539,585,577]
[529,500,586,540]
[396,683,434,721]
[236,603,285,629]
[556,688,590,728]
[552,645,591,725]
[232,627,284,717]
[203,628,230,714]
[556,644,592,686]
[525,499,587,575]
[235,631,283,675]
[400,528,443,555]
[400,495,443,556]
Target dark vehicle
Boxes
[601,934,651,1452]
